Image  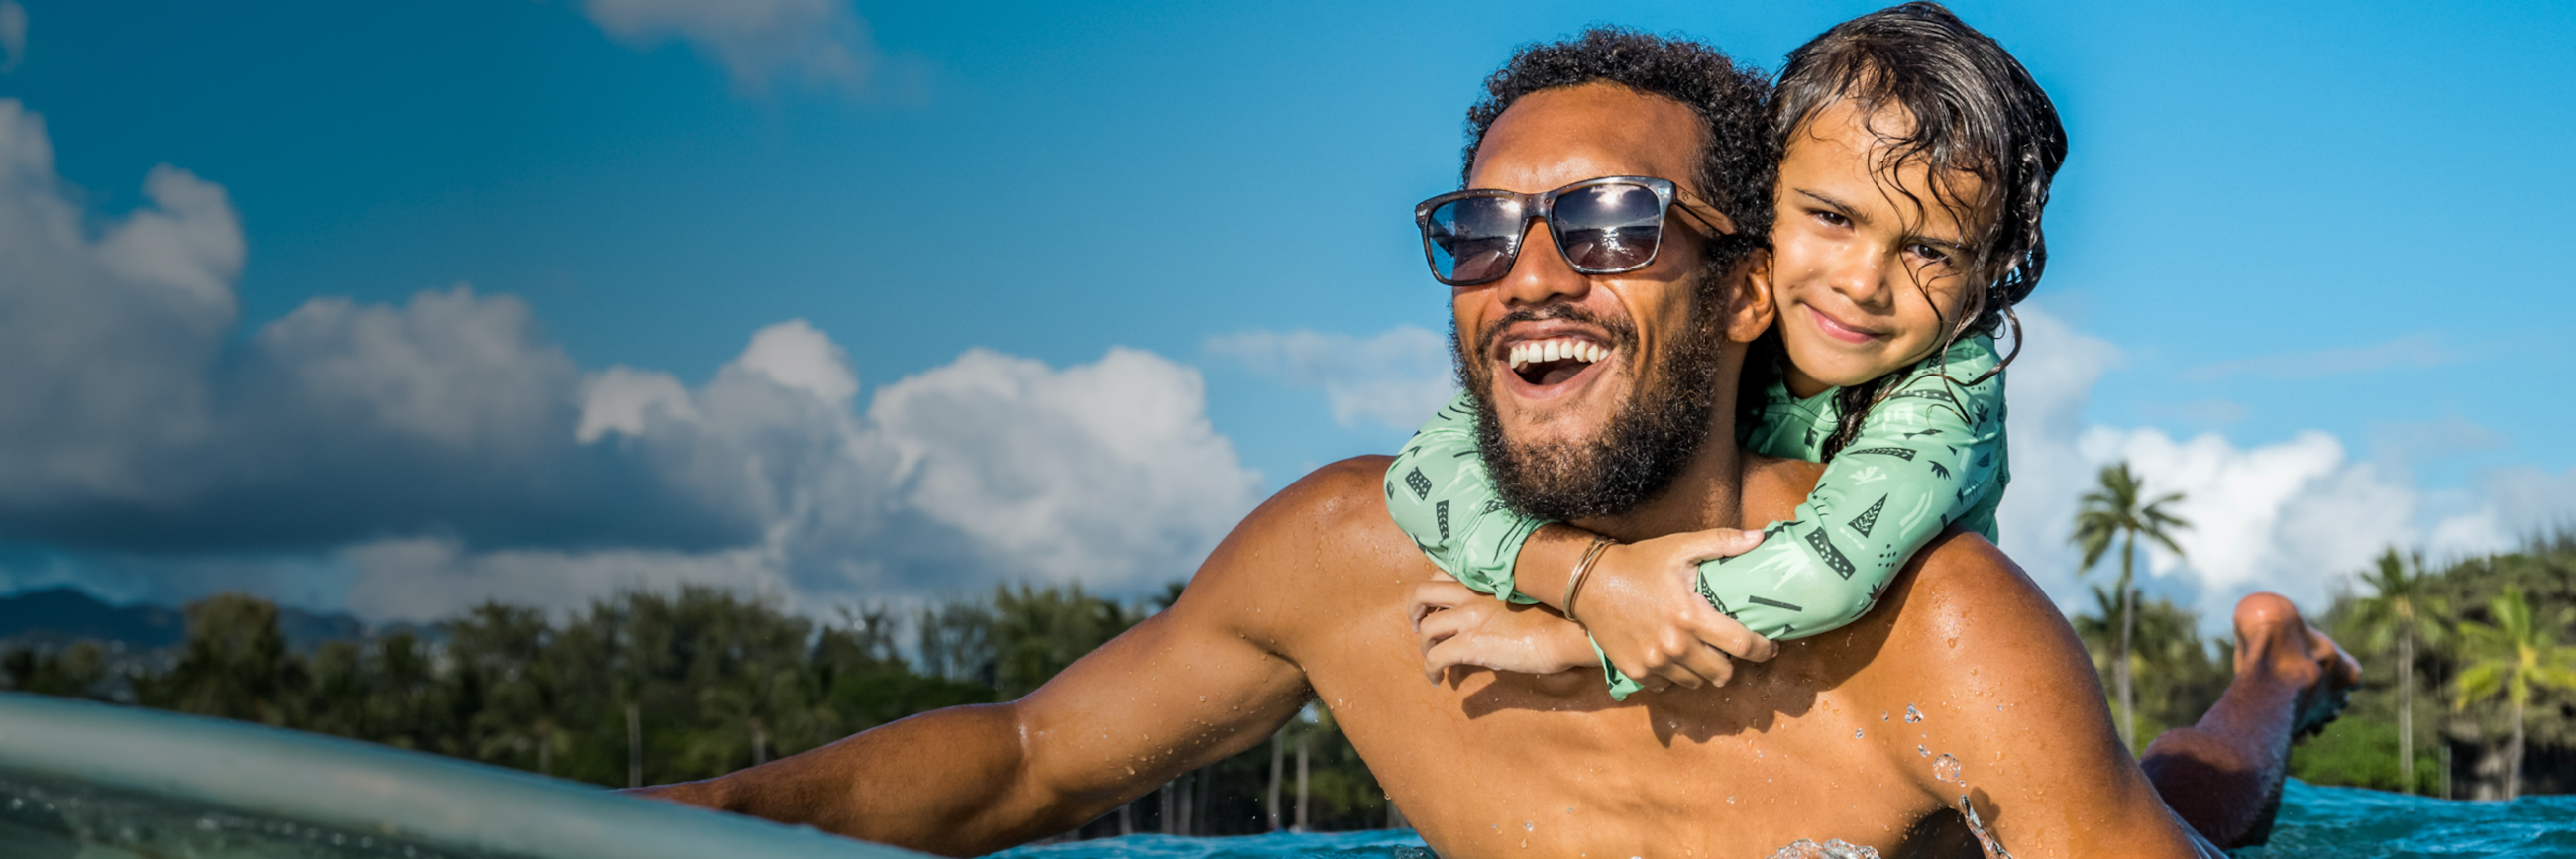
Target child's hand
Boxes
[1574,529,1778,693]
[1411,580,1596,684]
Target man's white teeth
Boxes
[1507,339,1608,371]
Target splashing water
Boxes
[1769,838,1882,859]
[1932,753,1962,784]
[1957,794,2017,859]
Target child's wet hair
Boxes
[1767,2,2067,459]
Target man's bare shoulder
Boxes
[1253,455,1407,540]
[1852,531,2132,790]
[1173,456,1422,635]
[1878,532,2092,677]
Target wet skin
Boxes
[639,84,2348,858]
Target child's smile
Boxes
[1768,101,1988,397]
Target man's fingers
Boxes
[1670,642,1736,687]
[1414,606,1468,653]
[1691,611,1778,663]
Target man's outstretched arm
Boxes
[638,469,1349,856]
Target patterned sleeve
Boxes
[1383,390,1549,604]
[1599,336,2007,699]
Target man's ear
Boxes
[1725,248,1777,343]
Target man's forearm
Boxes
[639,703,1082,857]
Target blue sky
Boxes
[1,0,2569,625]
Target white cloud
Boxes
[1990,305,2125,601]
[1995,306,2540,631]
[734,319,859,408]
[871,347,1262,590]
[0,99,1262,619]
[580,0,874,93]
[1206,326,1456,431]
[2419,465,2576,559]
[576,366,698,443]
[2086,428,2412,617]
[0,100,239,505]
[0,2,24,74]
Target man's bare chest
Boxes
[1298,635,1959,857]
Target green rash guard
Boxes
[1383,335,2009,699]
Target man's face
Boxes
[1450,83,1771,521]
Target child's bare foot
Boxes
[2230,592,2362,739]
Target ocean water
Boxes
[992,781,2576,859]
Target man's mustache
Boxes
[1470,304,1641,365]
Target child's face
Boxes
[1769,101,1991,395]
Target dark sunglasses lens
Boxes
[1552,183,1665,271]
[1426,197,1523,283]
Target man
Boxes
[643,28,2353,858]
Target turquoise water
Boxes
[6,695,2573,859]
[991,782,2576,858]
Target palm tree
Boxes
[2071,586,2207,743]
[2350,547,2446,793]
[2450,586,2576,800]
[2072,462,2189,749]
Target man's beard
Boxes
[1455,293,1730,523]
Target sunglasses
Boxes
[1414,176,1732,287]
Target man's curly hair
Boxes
[1461,27,1777,275]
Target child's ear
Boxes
[1725,247,1776,344]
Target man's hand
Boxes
[1410,581,1596,684]
[1568,528,1776,692]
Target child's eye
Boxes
[1906,243,1951,265]
[1810,209,1850,228]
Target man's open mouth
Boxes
[1507,337,1610,386]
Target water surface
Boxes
[992,781,2576,858]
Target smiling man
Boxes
[640,25,2354,858]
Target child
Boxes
[1388,2,2064,698]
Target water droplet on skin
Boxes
[1905,704,1924,723]
[1918,745,1930,756]
[1525,821,1535,831]
[1854,729,1865,738]
[1933,753,1963,783]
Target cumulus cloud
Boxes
[1206,326,1456,431]
[0,100,1261,620]
[1995,307,2541,630]
[580,0,875,93]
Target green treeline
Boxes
[7,530,2572,841]
[0,584,1395,836]
[2069,532,2576,799]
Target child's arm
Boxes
[1697,340,2005,632]
[1383,391,1550,603]
[1593,337,2007,698]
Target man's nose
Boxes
[1495,221,1588,308]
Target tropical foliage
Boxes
[0,584,1395,835]
[2299,531,2576,798]
[2072,461,2190,749]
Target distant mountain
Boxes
[0,588,185,650]
[0,588,387,652]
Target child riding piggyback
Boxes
[1390,2,2067,698]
